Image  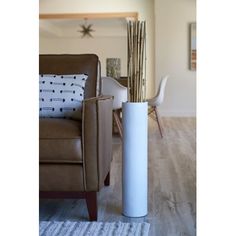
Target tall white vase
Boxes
[122,102,148,217]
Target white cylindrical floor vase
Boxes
[122,102,148,217]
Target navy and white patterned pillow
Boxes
[39,74,88,120]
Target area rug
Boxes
[40,221,150,236]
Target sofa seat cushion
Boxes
[39,118,83,163]
[40,164,85,191]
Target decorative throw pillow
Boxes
[39,74,88,120]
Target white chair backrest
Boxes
[148,75,168,107]
[101,77,128,110]
[157,75,168,105]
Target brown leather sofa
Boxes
[39,54,113,221]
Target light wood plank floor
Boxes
[40,117,196,236]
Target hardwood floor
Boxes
[40,117,196,236]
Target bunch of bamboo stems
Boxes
[127,20,146,102]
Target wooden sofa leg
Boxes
[104,172,110,186]
[85,192,97,221]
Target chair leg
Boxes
[113,110,123,139]
[148,107,155,115]
[85,192,97,221]
[104,172,110,186]
[154,106,164,138]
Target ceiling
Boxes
[39,18,128,38]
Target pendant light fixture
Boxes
[78,18,95,38]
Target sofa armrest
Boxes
[82,95,113,191]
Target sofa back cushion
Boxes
[39,54,99,99]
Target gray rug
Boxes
[40,221,150,236]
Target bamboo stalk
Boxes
[127,20,146,102]
[140,22,143,101]
[136,21,137,102]
[138,21,141,102]
[127,21,131,102]
[139,22,143,102]
[137,21,141,102]
[140,21,144,101]
[133,21,137,102]
[143,21,147,101]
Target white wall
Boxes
[40,37,127,76]
[39,0,155,97]
[154,0,196,116]
[40,0,196,116]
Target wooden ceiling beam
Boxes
[39,12,138,20]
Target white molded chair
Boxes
[147,75,168,138]
[101,77,128,138]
